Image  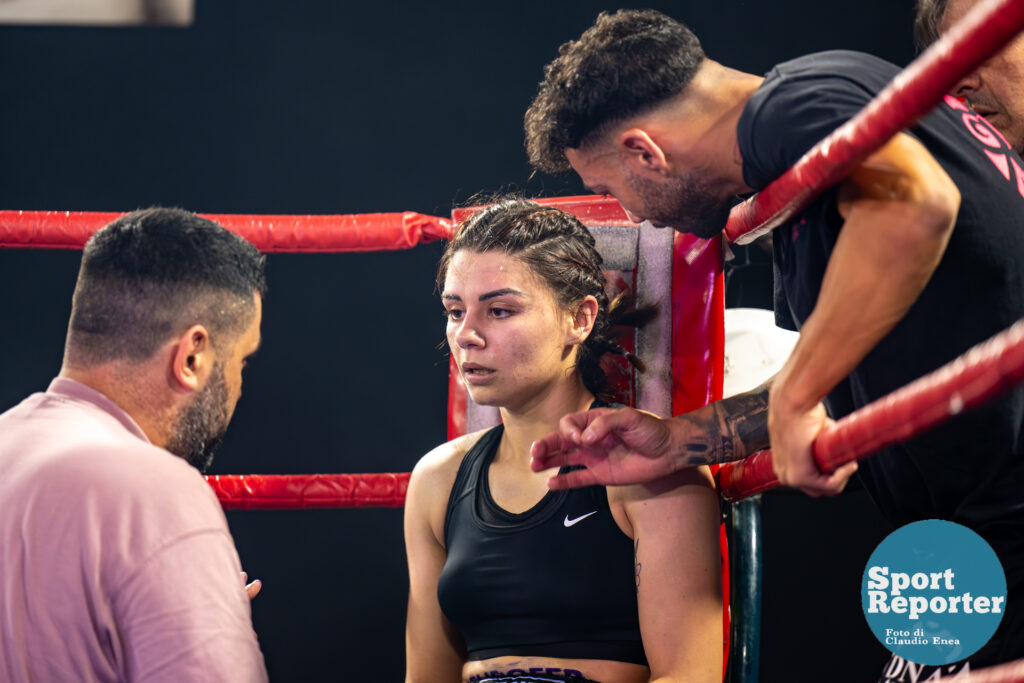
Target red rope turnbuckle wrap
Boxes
[0,210,453,252]
[718,318,1024,502]
[725,0,1024,244]
[206,473,410,509]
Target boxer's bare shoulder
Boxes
[407,429,491,543]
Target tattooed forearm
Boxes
[717,382,771,459]
[679,381,771,465]
[677,407,728,465]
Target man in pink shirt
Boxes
[0,208,269,682]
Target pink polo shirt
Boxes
[0,378,268,682]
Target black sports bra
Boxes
[436,424,647,665]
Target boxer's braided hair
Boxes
[437,198,653,400]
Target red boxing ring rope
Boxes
[724,0,1024,244]
[718,318,1024,502]
[207,473,410,509]
[0,210,453,252]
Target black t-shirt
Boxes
[736,50,1024,665]
[736,50,1024,541]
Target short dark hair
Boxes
[525,9,705,173]
[438,198,650,400]
[914,0,951,50]
[65,207,267,366]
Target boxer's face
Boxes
[166,293,262,472]
[566,146,729,238]
[943,0,1024,153]
[442,250,578,411]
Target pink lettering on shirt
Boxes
[945,95,1024,199]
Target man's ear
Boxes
[171,324,213,392]
[568,295,599,345]
[618,128,670,176]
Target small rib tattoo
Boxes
[634,538,642,593]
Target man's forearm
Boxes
[672,380,771,466]
[772,133,958,415]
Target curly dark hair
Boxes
[913,0,951,50]
[525,9,704,173]
[437,198,652,400]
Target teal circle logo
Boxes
[862,520,1006,665]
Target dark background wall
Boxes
[0,2,915,680]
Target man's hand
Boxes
[242,571,262,600]
[530,407,685,489]
[768,398,857,497]
[531,384,772,490]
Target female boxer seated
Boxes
[404,199,722,683]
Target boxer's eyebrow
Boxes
[478,288,524,302]
[441,288,526,302]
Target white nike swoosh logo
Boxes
[563,511,598,527]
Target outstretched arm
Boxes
[769,132,959,496]
[531,381,770,489]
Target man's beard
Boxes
[625,167,731,239]
[165,362,230,473]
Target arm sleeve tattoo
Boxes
[681,381,770,465]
